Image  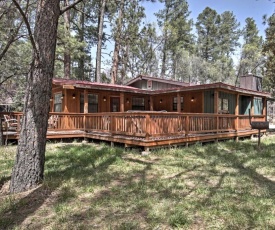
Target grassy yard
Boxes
[0,137,275,230]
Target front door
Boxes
[110,97,120,112]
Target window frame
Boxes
[173,96,184,111]
[54,92,62,112]
[132,97,145,111]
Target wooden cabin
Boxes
[50,75,269,116]
[1,74,272,150]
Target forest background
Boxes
[1,0,275,111]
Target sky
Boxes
[94,0,275,70]
[143,0,275,37]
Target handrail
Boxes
[0,112,267,138]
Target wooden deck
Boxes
[1,112,267,149]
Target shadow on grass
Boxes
[0,143,124,229]
[1,140,275,229]
[187,140,275,228]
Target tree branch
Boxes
[0,73,18,85]
[0,20,24,61]
[60,0,85,15]
[12,0,39,58]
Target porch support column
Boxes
[251,96,254,115]
[150,95,154,111]
[64,89,68,112]
[235,94,239,133]
[84,89,88,113]
[177,93,181,112]
[202,91,204,113]
[263,97,267,117]
[83,89,88,137]
[120,92,125,112]
[214,89,219,132]
[214,89,219,114]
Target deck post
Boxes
[110,114,115,136]
[216,114,220,133]
[185,115,189,136]
[145,114,150,140]
[120,92,125,112]
[214,90,219,132]
[235,94,239,132]
[64,89,69,129]
[84,89,88,132]
[150,95,154,111]
[214,90,219,114]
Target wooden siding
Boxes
[204,90,214,113]
[219,91,236,114]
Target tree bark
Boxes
[0,118,3,146]
[111,0,124,84]
[95,0,106,83]
[10,0,60,193]
[64,0,71,79]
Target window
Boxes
[254,97,263,115]
[111,97,120,112]
[239,96,251,115]
[132,97,145,110]
[80,93,98,113]
[173,97,184,111]
[54,93,62,112]
[218,98,229,113]
[88,94,98,112]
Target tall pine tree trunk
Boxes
[64,0,71,79]
[111,0,124,84]
[10,0,60,193]
[78,4,85,80]
[95,0,106,83]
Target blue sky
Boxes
[94,0,274,70]
[143,0,275,37]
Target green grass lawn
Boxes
[0,137,275,229]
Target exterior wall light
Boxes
[103,96,106,102]
[72,94,76,99]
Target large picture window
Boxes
[173,97,184,111]
[54,93,62,112]
[80,93,98,113]
[132,97,145,110]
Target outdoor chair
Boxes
[3,114,18,130]
[48,115,59,129]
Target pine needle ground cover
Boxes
[0,137,275,229]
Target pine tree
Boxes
[236,17,263,86]
[10,0,84,193]
[196,7,241,84]
[196,7,220,62]
[263,13,275,93]
[156,0,193,78]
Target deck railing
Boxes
[0,112,266,138]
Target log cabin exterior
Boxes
[1,74,272,150]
